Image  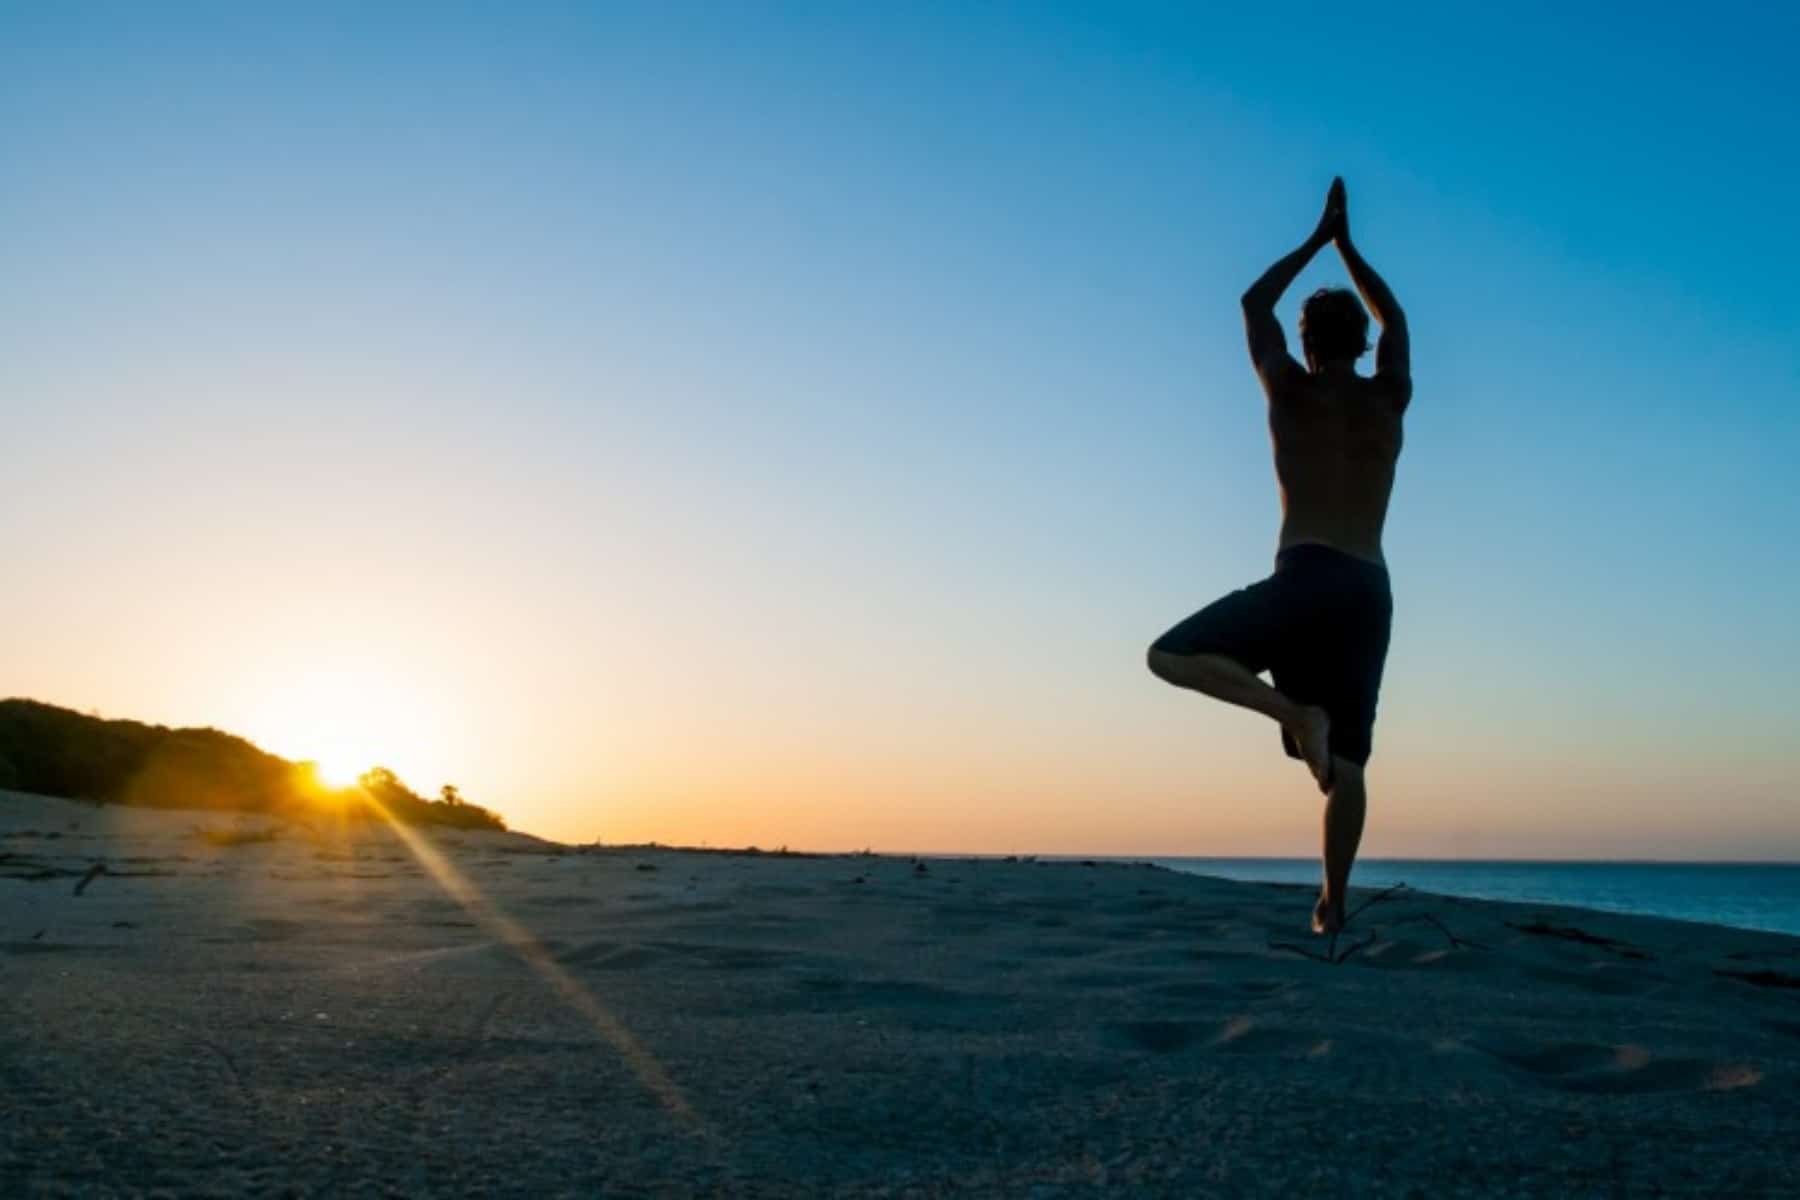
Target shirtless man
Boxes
[1147,177,1409,934]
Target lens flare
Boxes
[352,786,709,1139]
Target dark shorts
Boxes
[1150,543,1393,766]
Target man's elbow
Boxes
[1240,291,1267,313]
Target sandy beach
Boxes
[3,790,1796,1197]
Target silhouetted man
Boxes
[1147,178,1409,933]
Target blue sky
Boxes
[3,3,1796,855]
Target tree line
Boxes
[0,698,504,831]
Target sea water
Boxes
[1142,858,1800,937]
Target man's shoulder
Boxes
[1367,371,1412,413]
[1253,351,1305,398]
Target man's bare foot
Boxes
[1286,705,1333,792]
[1312,891,1345,935]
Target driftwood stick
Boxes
[1268,940,1333,963]
[1268,930,1379,966]
[73,862,107,896]
[1344,882,1409,926]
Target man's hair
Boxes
[1299,287,1371,364]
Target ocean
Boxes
[1143,858,1800,937]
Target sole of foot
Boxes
[1288,706,1333,793]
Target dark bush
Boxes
[0,699,505,832]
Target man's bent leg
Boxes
[1146,649,1333,786]
[1313,757,1367,934]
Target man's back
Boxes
[1267,370,1406,564]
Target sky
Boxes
[3,2,1796,857]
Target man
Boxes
[1147,177,1409,934]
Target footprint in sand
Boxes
[1352,937,1497,974]
[1476,1040,1761,1094]
[1108,1020,1206,1053]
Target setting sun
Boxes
[311,746,372,791]
[234,664,450,800]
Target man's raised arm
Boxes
[1241,179,1343,388]
[1335,220,1410,402]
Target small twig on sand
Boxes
[73,862,107,896]
[1264,882,1406,965]
[1268,940,1332,963]
[1344,882,1410,926]
[1268,931,1377,965]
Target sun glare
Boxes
[312,749,369,791]
[236,663,449,799]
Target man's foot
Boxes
[1312,891,1345,935]
[1285,705,1334,792]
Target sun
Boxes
[292,726,385,793]
[312,748,369,791]
[237,663,446,799]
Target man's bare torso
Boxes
[1267,370,1405,565]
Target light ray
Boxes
[355,788,709,1137]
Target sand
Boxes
[3,790,1797,1197]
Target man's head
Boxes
[1299,287,1370,370]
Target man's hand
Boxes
[1242,176,1348,387]
[1328,181,1409,404]
[1310,176,1347,248]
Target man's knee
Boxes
[1148,645,1222,687]
[1330,758,1365,794]
[1148,643,1202,685]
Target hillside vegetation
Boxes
[0,699,504,831]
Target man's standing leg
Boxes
[1315,757,1366,933]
